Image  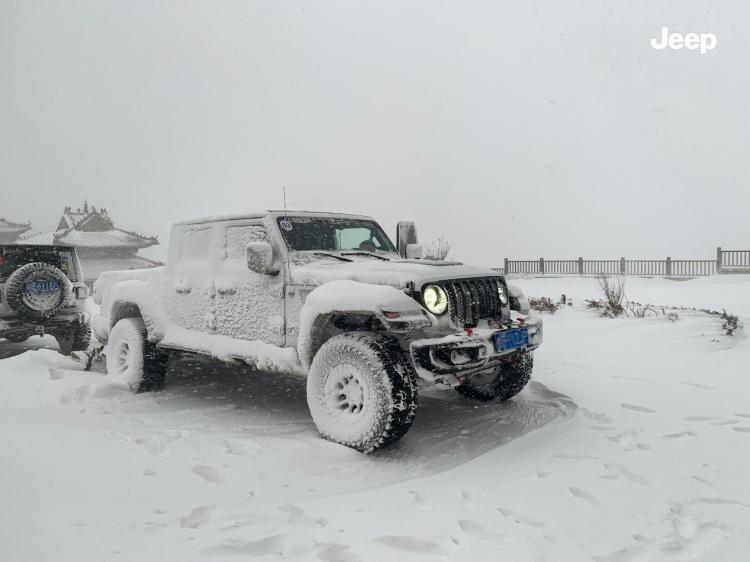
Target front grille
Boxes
[439,277,506,328]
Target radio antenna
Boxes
[282,186,287,216]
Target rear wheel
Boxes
[105,317,168,392]
[455,352,533,402]
[306,332,417,453]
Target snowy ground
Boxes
[1,276,749,562]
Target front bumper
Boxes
[409,313,543,386]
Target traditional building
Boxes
[0,218,32,243]
[21,202,162,288]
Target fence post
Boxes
[504,257,508,274]
[539,257,545,275]
[620,257,626,275]
[666,256,672,276]
[578,257,583,275]
[716,247,723,274]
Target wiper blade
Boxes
[341,252,390,261]
[313,252,353,262]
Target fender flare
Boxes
[99,279,167,343]
[297,280,428,371]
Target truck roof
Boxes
[174,210,375,227]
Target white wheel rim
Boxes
[109,338,139,389]
[325,365,366,421]
[114,341,130,375]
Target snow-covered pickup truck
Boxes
[92,211,542,452]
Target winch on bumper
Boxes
[409,313,543,386]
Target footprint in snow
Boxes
[592,542,648,562]
[604,463,649,486]
[214,534,287,556]
[458,519,505,542]
[191,464,225,484]
[497,507,547,529]
[180,506,211,529]
[732,427,750,433]
[58,384,92,404]
[680,381,718,390]
[690,476,716,491]
[279,504,325,528]
[569,487,602,508]
[606,429,638,451]
[661,431,698,441]
[316,542,358,562]
[621,403,656,414]
[373,535,442,554]
[554,453,599,460]
[408,490,428,509]
[734,413,750,419]
[683,415,719,422]
[581,409,614,424]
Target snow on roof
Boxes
[16,229,55,245]
[53,228,158,249]
[174,210,374,226]
[0,218,32,234]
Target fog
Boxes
[2,1,748,266]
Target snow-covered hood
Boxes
[290,257,500,289]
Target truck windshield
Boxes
[276,216,397,254]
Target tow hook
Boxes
[34,325,45,336]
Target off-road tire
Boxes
[106,317,168,392]
[307,332,418,453]
[4,262,72,320]
[57,321,92,355]
[456,352,533,402]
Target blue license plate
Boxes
[493,327,529,352]
[26,279,60,292]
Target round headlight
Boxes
[497,282,509,305]
[422,284,448,315]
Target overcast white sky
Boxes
[1,1,748,266]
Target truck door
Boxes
[213,221,285,345]
[162,223,216,333]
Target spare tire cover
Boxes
[4,262,73,319]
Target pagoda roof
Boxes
[50,202,158,249]
[0,218,32,235]
[53,226,158,249]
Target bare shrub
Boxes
[424,236,451,260]
[699,309,743,336]
[529,297,559,313]
[596,276,626,317]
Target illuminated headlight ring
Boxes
[422,284,449,315]
[497,279,509,306]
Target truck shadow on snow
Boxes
[161,355,576,474]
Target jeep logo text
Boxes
[650,27,717,54]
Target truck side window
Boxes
[178,226,212,262]
[225,225,269,259]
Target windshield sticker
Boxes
[279,219,293,231]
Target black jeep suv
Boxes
[0,244,91,354]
